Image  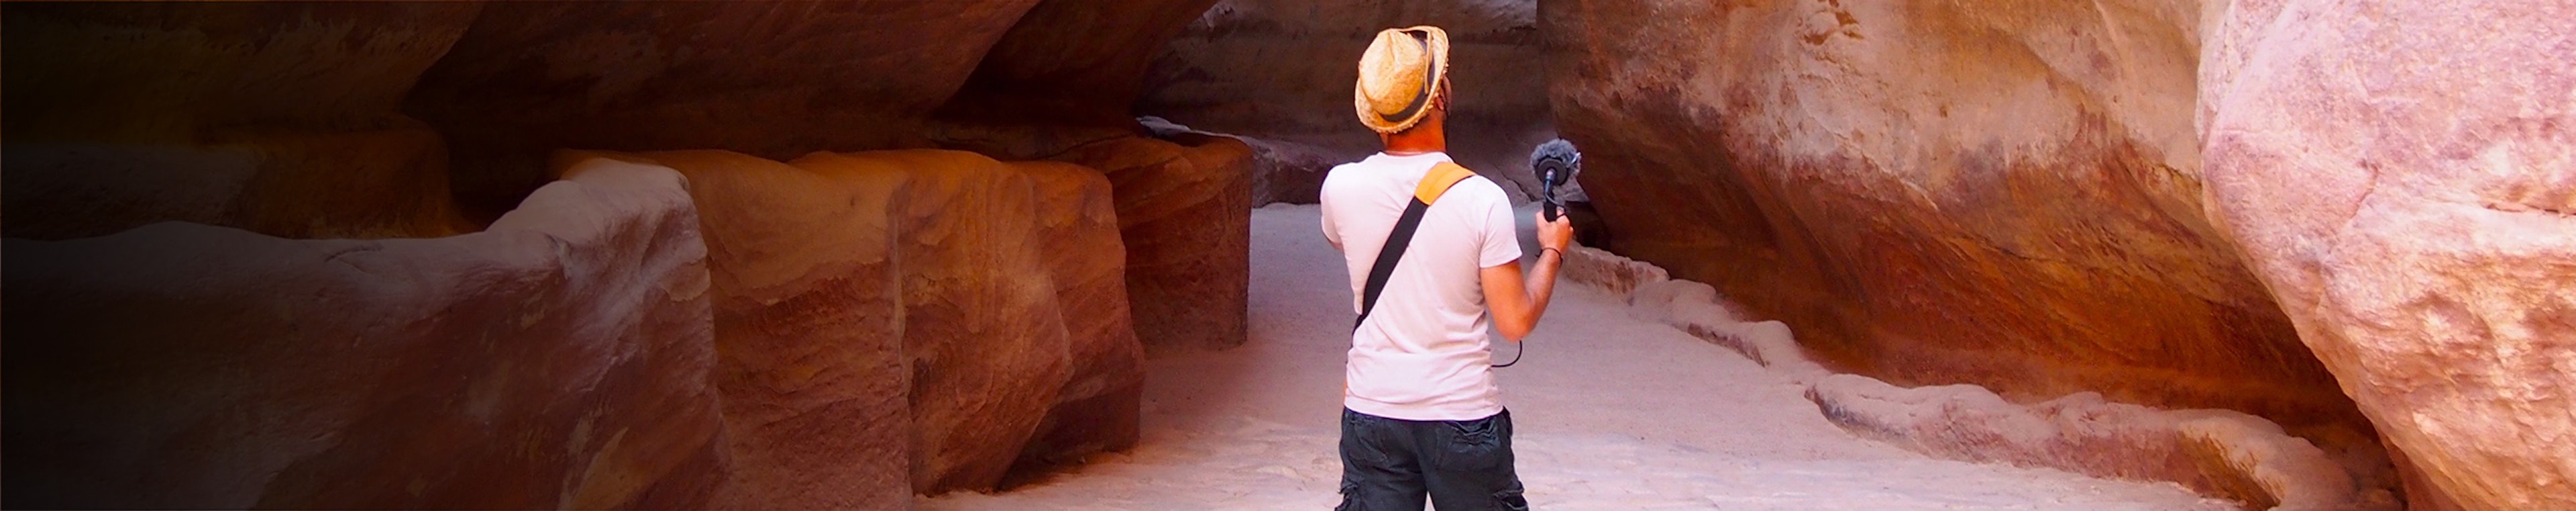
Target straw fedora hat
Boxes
[1354,26,1450,134]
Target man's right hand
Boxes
[1535,211,1574,252]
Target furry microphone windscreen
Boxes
[1530,138,1581,186]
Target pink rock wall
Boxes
[1546,0,2576,508]
[2199,1,2576,509]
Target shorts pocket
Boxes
[1493,487,1529,511]
[1435,418,1505,471]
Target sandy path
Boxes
[928,203,2232,510]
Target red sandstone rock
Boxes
[617,150,914,509]
[790,150,1079,494]
[1,158,723,508]
[1006,160,1147,479]
[2198,2,2576,509]
[1542,0,2365,440]
[1051,134,1255,354]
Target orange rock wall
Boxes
[631,149,1144,500]
[1547,0,2576,508]
[1543,0,2357,427]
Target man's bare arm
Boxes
[1483,213,1574,342]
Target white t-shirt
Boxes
[1320,152,1522,421]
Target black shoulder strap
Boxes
[1355,162,1477,330]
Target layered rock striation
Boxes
[621,149,1143,503]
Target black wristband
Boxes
[1540,247,1564,259]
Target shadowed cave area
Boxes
[4,1,2570,510]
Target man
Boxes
[1320,26,1573,511]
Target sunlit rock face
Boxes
[2198,2,2576,509]
[1542,0,2359,432]
[1138,0,1556,204]
[1049,134,1256,354]
[1548,0,2575,508]
[2,3,482,240]
[633,148,1142,500]
[3,160,723,509]
[616,150,917,508]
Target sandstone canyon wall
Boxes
[5,1,1245,507]
[1544,0,2350,428]
[1138,0,1556,205]
[1546,0,2571,508]
[2198,1,2575,509]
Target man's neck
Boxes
[1381,118,1446,156]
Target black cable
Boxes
[1492,339,1525,367]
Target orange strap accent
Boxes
[1413,162,1477,204]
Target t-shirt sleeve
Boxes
[1320,189,1342,246]
[1479,183,1524,268]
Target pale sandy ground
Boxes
[928,203,2235,510]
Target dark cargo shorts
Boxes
[1336,408,1529,511]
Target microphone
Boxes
[1530,139,1581,222]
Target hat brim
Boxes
[1356,26,1450,134]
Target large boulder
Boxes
[1049,134,1256,354]
[1540,0,2364,434]
[1138,0,1556,203]
[2,159,723,508]
[785,150,1146,494]
[620,150,915,509]
[1006,161,1148,477]
[2198,1,2576,509]
[606,149,1146,500]
[2,3,481,240]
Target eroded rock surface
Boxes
[619,150,914,509]
[624,149,1144,498]
[2198,1,2576,509]
[1542,0,2362,437]
[3,159,722,508]
[1050,134,1255,354]
[1008,160,1148,477]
